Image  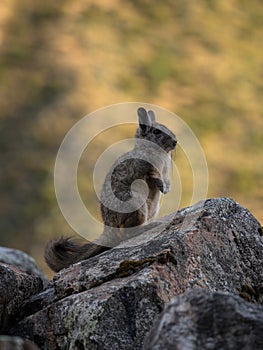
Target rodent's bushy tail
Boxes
[45,237,110,272]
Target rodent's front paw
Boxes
[153,178,164,193]
[163,181,170,194]
[156,179,171,194]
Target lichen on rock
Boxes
[2,198,262,349]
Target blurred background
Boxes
[0,0,262,276]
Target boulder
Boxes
[7,198,263,349]
[0,247,47,283]
[143,289,263,350]
[0,248,46,333]
[0,335,40,350]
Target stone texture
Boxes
[6,198,263,349]
[0,335,40,350]
[0,263,44,333]
[143,289,263,350]
[0,247,48,284]
[0,248,47,333]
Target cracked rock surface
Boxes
[3,198,263,349]
[0,250,46,334]
[0,335,40,349]
[143,289,263,350]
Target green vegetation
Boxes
[0,0,262,275]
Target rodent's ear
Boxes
[137,107,152,134]
[147,110,156,122]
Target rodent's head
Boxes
[135,107,177,152]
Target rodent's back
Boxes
[100,155,155,228]
[44,107,177,272]
[100,109,177,229]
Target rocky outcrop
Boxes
[0,249,47,334]
[0,335,40,350]
[2,198,263,349]
[0,247,47,283]
[143,289,263,350]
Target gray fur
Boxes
[147,110,156,122]
[45,107,177,272]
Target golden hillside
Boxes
[0,0,262,274]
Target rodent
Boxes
[45,107,177,272]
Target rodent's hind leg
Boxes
[120,208,147,229]
[116,207,147,241]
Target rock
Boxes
[8,198,263,349]
[0,335,40,350]
[0,248,47,333]
[0,247,47,283]
[0,263,44,333]
[143,289,263,350]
